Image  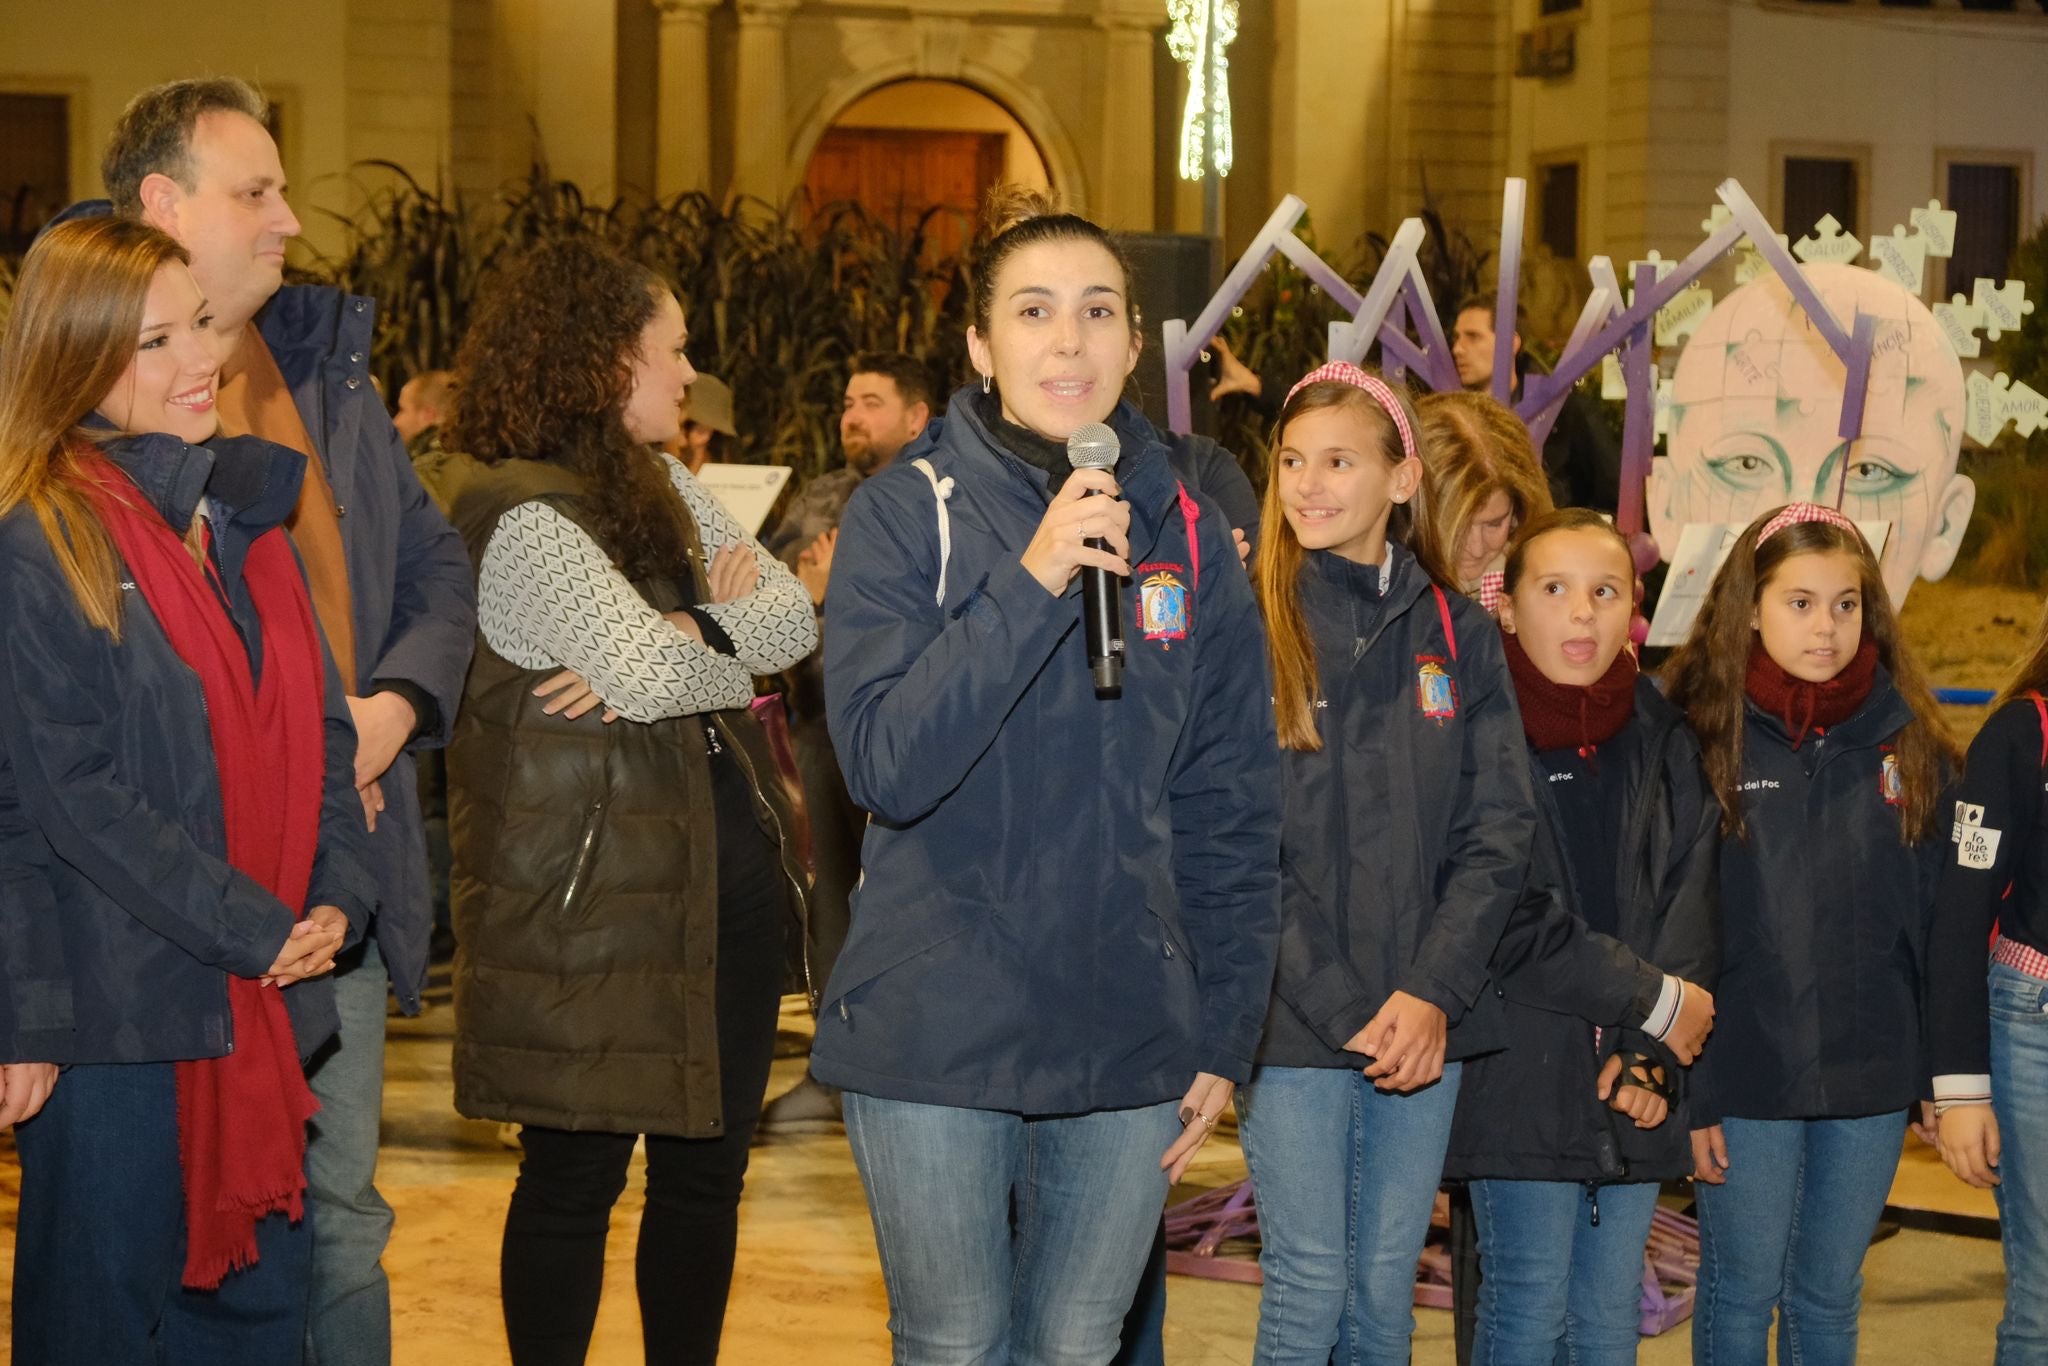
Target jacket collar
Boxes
[1744,663,1913,752]
[937,385,1179,557]
[1303,543,1387,597]
[98,431,307,538]
[1633,673,1686,747]
[256,285,374,386]
[942,386,1168,485]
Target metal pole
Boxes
[1202,0,1221,240]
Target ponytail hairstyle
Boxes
[1992,597,2048,713]
[970,185,1139,345]
[1256,366,1448,751]
[1660,506,1956,841]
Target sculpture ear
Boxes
[1915,471,1976,584]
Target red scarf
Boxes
[84,455,327,1290]
[1743,634,1880,750]
[1503,630,1638,759]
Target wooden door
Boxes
[803,127,1007,259]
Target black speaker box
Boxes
[1122,231,1221,436]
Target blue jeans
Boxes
[1236,1061,1464,1366]
[843,1092,1181,1366]
[12,1061,313,1365]
[1470,1178,1659,1366]
[1110,1221,1168,1366]
[1991,960,2048,1365]
[304,936,396,1366]
[1691,1111,1905,1366]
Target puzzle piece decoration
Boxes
[1734,237,1788,285]
[1934,293,1984,359]
[1995,372,2048,440]
[1601,353,1627,401]
[1701,206,1789,283]
[1868,226,1927,294]
[1908,200,1957,258]
[1793,214,1862,266]
[1655,283,1714,346]
[1966,372,2003,446]
[1625,251,1677,307]
[1973,278,2035,342]
[1964,372,2048,446]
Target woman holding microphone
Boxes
[815,187,1284,1363]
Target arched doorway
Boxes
[799,79,1052,260]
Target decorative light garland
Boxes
[1167,0,1239,182]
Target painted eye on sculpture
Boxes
[1703,448,1778,493]
[1842,457,1913,498]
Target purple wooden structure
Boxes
[1159,176,1882,547]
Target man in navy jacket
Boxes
[93,77,476,1366]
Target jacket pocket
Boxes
[1989,962,2048,1020]
[821,873,991,1013]
[555,801,607,926]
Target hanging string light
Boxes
[1166,0,1239,183]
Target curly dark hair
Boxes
[446,235,695,584]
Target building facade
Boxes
[3,0,2045,283]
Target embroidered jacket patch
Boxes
[1879,747,1904,808]
[1415,655,1458,722]
[1136,563,1190,646]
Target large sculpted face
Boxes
[1650,262,1973,604]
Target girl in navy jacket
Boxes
[1663,503,1957,1366]
[1929,599,2048,1363]
[1241,362,1535,1365]
[1445,509,1721,1366]
[816,189,1282,1363]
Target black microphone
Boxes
[1066,422,1124,700]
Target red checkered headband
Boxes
[1284,362,1418,464]
[1756,502,1857,546]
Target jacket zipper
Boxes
[711,713,816,1009]
[556,801,606,914]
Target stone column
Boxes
[1095,8,1159,231]
[733,0,802,205]
[653,0,720,196]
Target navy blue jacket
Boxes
[1446,678,1721,1185]
[0,435,377,1065]
[41,204,475,1012]
[1691,673,1952,1125]
[812,391,1283,1112]
[1258,548,1536,1069]
[258,287,475,1011]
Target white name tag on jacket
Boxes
[1954,801,2002,869]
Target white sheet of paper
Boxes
[694,463,793,537]
[1646,518,1890,648]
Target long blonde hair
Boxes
[1409,390,1553,593]
[1256,374,1448,752]
[0,217,193,638]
